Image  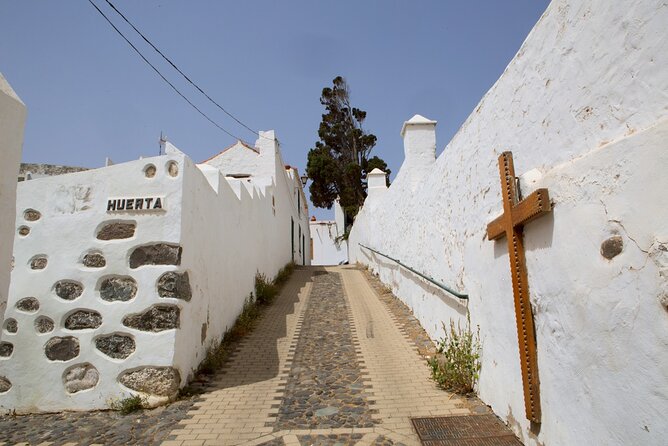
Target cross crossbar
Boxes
[487,189,551,240]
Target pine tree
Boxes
[306,76,390,225]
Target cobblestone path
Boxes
[275,272,375,430]
[0,266,481,445]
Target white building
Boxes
[0,131,310,412]
[0,74,26,321]
[349,1,668,445]
[309,199,348,266]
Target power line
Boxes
[86,0,247,143]
[103,0,263,138]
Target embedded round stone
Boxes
[0,342,13,358]
[0,377,11,393]
[63,363,99,394]
[65,310,102,330]
[119,367,181,397]
[4,318,17,334]
[82,252,106,268]
[167,161,179,177]
[100,276,137,302]
[18,226,30,236]
[129,244,182,269]
[55,281,83,300]
[144,164,156,178]
[16,297,39,313]
[35,316,55,334]
[95,334,136,359]
[601,235,623,260]
[157,271,191,301]
[122,305,180,332]
[97,222,136,241]
[30,256,47,270]
[45,336,80,361]
[660,293,668,312]
[24,209,41,221]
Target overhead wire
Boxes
[102,0,265,138]
[86,0,248,143]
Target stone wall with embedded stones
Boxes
[349,1,667,446]
[0,132,310,412]
[0,73,26,318]
[1,153,184,412]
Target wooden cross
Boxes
[487,151,552,424]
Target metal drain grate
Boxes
[411,415,524,446]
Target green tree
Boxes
[306,76,390,224]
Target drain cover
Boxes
[411,415,524,446]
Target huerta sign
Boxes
[106,197,165,212]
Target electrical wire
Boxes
[103,0,264,138]
[87,0,247,143]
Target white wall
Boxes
[0,130,311,412]
[310,221,347,266]
[349,1,668,445]
[176,131,311,379]
[203,141,262,180]
[0,73,26,318]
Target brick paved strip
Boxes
[275,271,376,430]
[164,268,313,445]
[339,266,472,444]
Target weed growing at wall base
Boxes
[273,261,295,287]
[109,394,146,415]
[428,318,482,395]
[255,273,277,305]
[196,262,295,376]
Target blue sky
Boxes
[0,1,549,219]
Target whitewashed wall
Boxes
[349,1,668,445]
[175,132,311,379]
[204,141,263,180]
[310,221,347,266]
[0,74,26,318]
[0,131,310,412]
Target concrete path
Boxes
[163,266,472,446]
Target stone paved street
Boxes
[0,266,483,445]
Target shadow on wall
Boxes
[492,212,555,259]
[360,249,468,317]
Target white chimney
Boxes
[367,168,388,199]
[255,130,278,156]
[400,114,437,168]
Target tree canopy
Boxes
[306,76,390,224]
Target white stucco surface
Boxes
[349,1,668,445]
[0,73,25,318]
[310,199,348,266]
[0,132,310,412]
[310,221,347,266]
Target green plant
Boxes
[109,394,146,415]
[195,261,296,377]
[255,273,278,305]
[232,294,260,338]
[199,341,229,375]
[274,261,295,288]
[428,317,482,395]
